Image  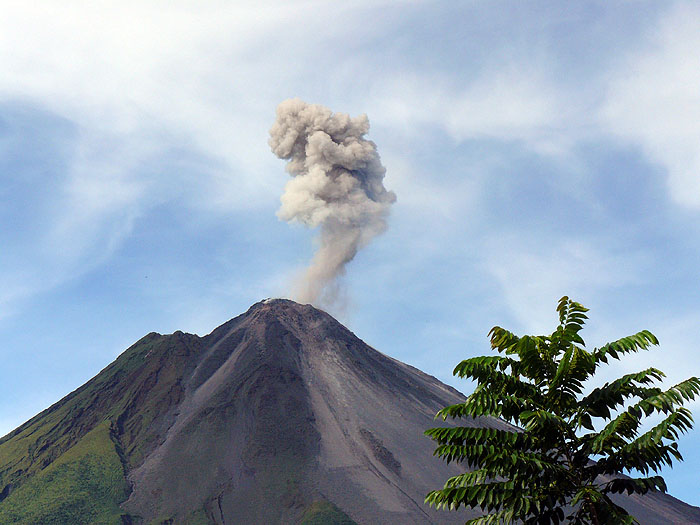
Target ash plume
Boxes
[269,98,396,306]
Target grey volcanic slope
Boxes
[123,298,492,524]
[1,298,699,524]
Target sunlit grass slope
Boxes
[0,421,129,524]
[0,331,201,522]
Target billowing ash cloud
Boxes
[269,98,396,306]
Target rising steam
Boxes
[269,98,396,306]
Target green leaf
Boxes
[426,297,697,524]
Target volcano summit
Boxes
[0,300,698,524]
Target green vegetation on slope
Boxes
[300,500,357,525]
[0,334,155,491]
[0,331,201,508]
[0,421,130,524]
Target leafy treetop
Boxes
[426,297,700,524]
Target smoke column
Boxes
[269,98,396,306]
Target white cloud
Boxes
[367,67,570,154]
[602,1,700,208]
[482,237,649,334]
[380,151,482,224]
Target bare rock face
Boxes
[2,299,699,524]
[122,299,491,523]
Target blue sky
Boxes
[1,0,700,506]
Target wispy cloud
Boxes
[481,236,649,334]
[367,66,569,154]
[601,1,700,209]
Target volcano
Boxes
[0,299,698,524]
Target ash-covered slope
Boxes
[0,299,699,524]
[123,298,491,524]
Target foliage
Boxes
[426,297,700,524]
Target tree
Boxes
[425,297,700,524]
